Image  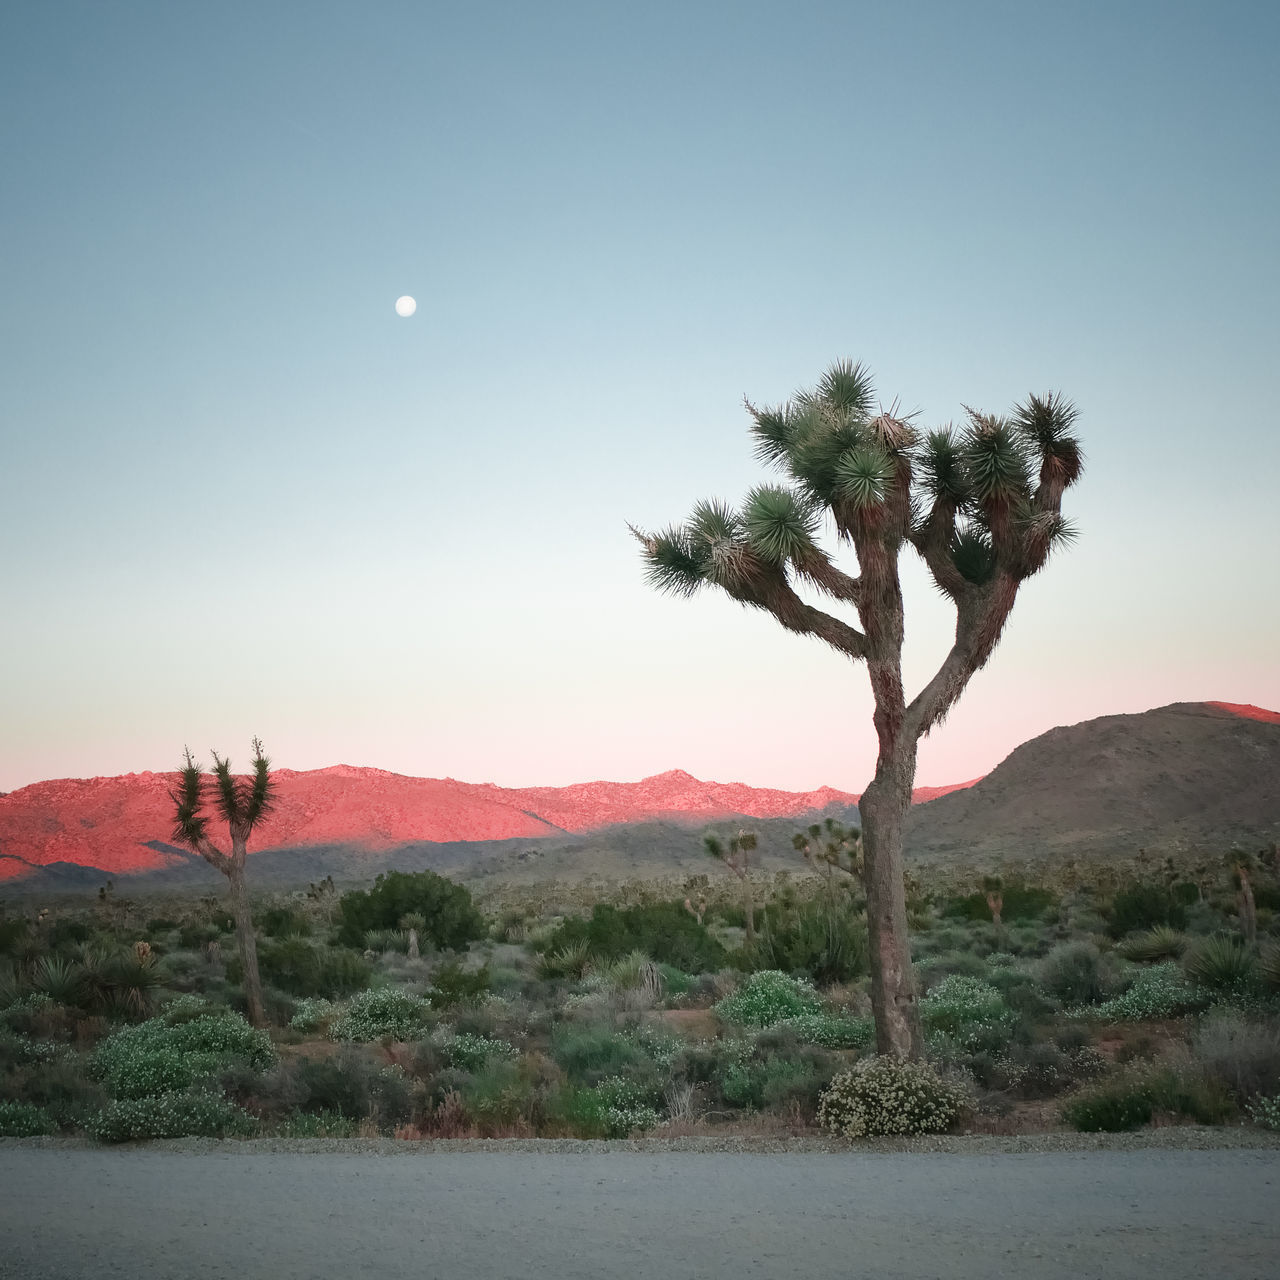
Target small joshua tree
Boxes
[170,739,274,1027]
[983,875,1005,931]
[793,818,863,902]
[634,361,1082,1056]
[703,829,759,942]
[1230,850,1258,945]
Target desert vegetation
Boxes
[3,840,1280,1145]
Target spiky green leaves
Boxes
[919,429,968,504]
[962,413,1030,503]
[818,359,875,415]
[639,525,705,598]
[743,485,818,564]
[950,529,996,585]
[834,444,896,510]
[170,748,208,849]
[1013,392,1083,485]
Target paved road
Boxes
[1,1148,1277,1280]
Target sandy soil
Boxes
[1,1145,1277,1279]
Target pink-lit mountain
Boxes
[0,765,974,881]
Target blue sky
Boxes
[2,1,1277,794]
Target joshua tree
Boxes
[1230,850,1258,945]
[983,875,1005,931]
[703,829,759,942]
[792,818,863,905]
[170,739,275,1028]
[634,361,1082,1057]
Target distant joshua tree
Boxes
[170,738,275,1028]
[633,361,1083,1057]
[703,829,759,942]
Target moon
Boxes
[394,295,417,318]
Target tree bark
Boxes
[226,857,267,1029]
[858,737,924,1059]
[742,872,756,944]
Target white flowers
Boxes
[817,1056,970,1138]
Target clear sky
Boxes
[2,1,1277,796]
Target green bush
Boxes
[817,1057,970,1138]
[1248,1095,1280,1130]
[88,1093,254,1143]
[714,971,822,1028]
[337,872,485,952]
[274,1109,358,1138]
[538,902,727,973]
[772,1013,874,1050]
[1086,962,1205,1020]
[329,987,433,1042]
[1037,942,1116,1005]
[443,1032,519,1072]
[920,976,1017,1053]
[942,885,1056,923]
[1107,884,1188,939]
[92,1012,275,1099]
[1192,1013,1280,1102]
[1262,942,1280,991]
[288,998,335,1032]
[748,900,868,985]
[257,906,312,939]
[430,962,491,1009]
[557,1076,661,1137]
[0,1100,56,1136]
[234,938,371,999]
[550,1024,647,1084]
[1063,1064,1233,1132]
[286,1049,412,1127]
[1183,936,1257,993]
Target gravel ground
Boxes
[2,1135,1278,1280]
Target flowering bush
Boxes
[586,1076,661,1137]
[288,998,335,1032]
[921,976,1017,1052]
[88,1092,254,1143]
[0,1100,56,1137]
[1082,963,1207,1021]
[714,971,821,1027]
[1248,1095,1280,1131]
[329,988,433,1042]
[92,1012,275,1098]
[817,1056,970,1138]
[443,1032,519,1071]
[773,1013,874,1050]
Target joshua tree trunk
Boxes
[227,851,266,1029]
[1238,868,1257,945]
[742,873,756,945]
[857,710,923,1059]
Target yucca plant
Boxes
[537,941,593,980]
[633,362,1083,1057]
[1184,935,1257,992]
[31,956,87,1008]
[1119,925,1187,962]
[363,928,409,954]
[169,739,275,1027]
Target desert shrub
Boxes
[1118,926,1187,962]
[550,1024,647,1084]
[30,956,88,1008]
[719,1049,827,1114]
[772,1012,874,1050]
[1037,942,1117,1005]
[1062,1063,1233,1132]
[92,1011,274,1099]
[1183,936,1257,992]
[817,1057,970,1138]
[558,1076,661,1137]
[942,884,1056,924]
[430,961,491,1009]
[145,917,179,935]
[288,998,335,1032]
[916,951,991,986]
[285,1049,413,1128]
[0,1100,57,1136]
[1107,883,1188,938]
[920,976,1017,1053]
[748,900,868,985]
[257,906,312,939]
[2,1055,107,1128]
[329,988,433,1042]
[337,872,485,952]
[274,1109,358,1138]
[442,1032,519,1072]
[714,971,821,1027]
[538,902,727,973]
[536,942,594,980]
[1192,1013,1280,1102]
[229,938,370,1000]
[658,964,692,995]
[1248,1095,1280,1130]
[1087,962,1206,1020]
[88,1092,254,1143]
[177,921,221,949]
